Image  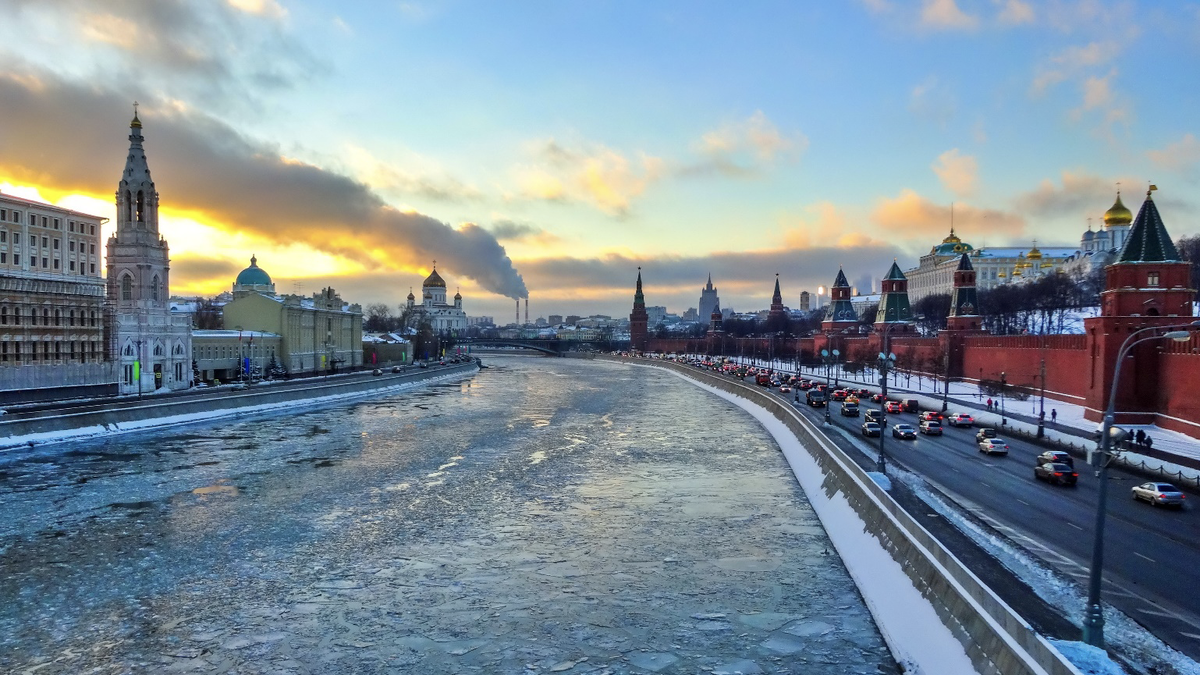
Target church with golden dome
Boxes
[405,263,467,333]
[1060,191,1134,277]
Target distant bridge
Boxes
[458,338,609,356]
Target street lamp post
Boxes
[1037,357,1047,438]
[941,345,952,413]
[820,348,838,425]
[999,372,1007,426]
[1082,322,1199,648]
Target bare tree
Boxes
[193,297,223,330]
[364,303,393,332]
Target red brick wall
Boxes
[960,335,1091,403]
[1155,335,1200,437]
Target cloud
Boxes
[0,69,529,300]
[780,202,848,249]
[1147,134,1200,172]
[685,111,808,177]
[932,149,978,197]
[515,140,664,217]
[489,219,561,245]
[909,77,957,126]
[3,0,323,106]
[1029,41,1119,96]
[920,0,979,30]
[172,255,246,289]
[343,145,484,204]
[1014,170,1125,219]
[872,189,1025,238]
[995,0,1034,25]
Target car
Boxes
[1035,451,1074,468]
[439,360,446,365]
[975,427,998,443]
[978,438,1010,456]
[856,388,871,397]
[919,411,941,423]
[372,368,383,376]
[861,421,882,437]
[831,390,849,401]
[779,385,792,393]
[806,390,827,407]
[391,365,402,373]
[871,393,886,403]
[799,380,814,390]
[919,420,943,435]
[1034,462,1078,486]
[841,402,860,417]
[1131,482,1186,508]
[902,399,920,413]
[418,361,428,368]
[946,413,974,427]
[865,409,886,424]
[892,423,916,439]
[885,401,903,414]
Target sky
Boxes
[2,0,1199,321]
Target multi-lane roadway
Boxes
[720,366,1200,660]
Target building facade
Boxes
[0,192,113,402]
[192,329,283,383]
[222,256,363,376]
[906,229,1076,302]
[405,264,467,333]
[106,110,193,395]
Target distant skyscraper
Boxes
[698,273,720,325]
[799,291,811,312]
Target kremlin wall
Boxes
[632,189,1200,440]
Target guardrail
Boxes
[618,357,1082,675]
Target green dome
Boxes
[932,229,973,256]
[236,255,272,286]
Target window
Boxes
[31,341,37,361]
[12,233,19,245]
[69,261,75,271]
[0,230,5,242]
[54,342,61,359]
[0,307,6,325]
[0,209,5,220]
[54,309,61,326]
[69,241,75,252]
[41,216,47,227]
[30,309,36,326]
[1148,272,1160,287]
[90,264,96,274]
[121,275,132,301]
[90,225,95,235]
[90,311,96,327]
[29,214,35,226]
[53,218,59,229]
[69,221,75,232]
[151,275,160,301]
[0,253,5,264]
[124,364,134,385]
[69,310,76,326]
[42,257,48,268]
[89,244,95,254]
[42,308,49,325]
[123,344,134,357]
[13,255,18,266]
[13,307,20,325]
[154,343,164,357]
[53,259,59,270]
[1,342,6,362]
[41,237,47,248]
[53,239,59,250]
[12,211,20,223]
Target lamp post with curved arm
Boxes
[1082,321,1200,648]
[820,348,838,425]
[875,322,905,474]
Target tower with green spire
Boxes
[629,267,649,351]
[946,254,981,331]
[821,268,857,333]
[874,261,913,330]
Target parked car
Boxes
[1036,451,1074,468]
[978,438,1010,456]
[919,411,941,423]
[946,413,974,427]
[919,420,943,436]
[865,409,886,424]
[975,428,998,443]
[1131,482,1186,508]
[841,402,860,417]
[885,401,903,414]
[861,421,882,437]
[892,423,917,439]
[1034,462,1078,486]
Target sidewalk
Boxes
[721,355,1200,486]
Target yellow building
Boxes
[220,257,362,376]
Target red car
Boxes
[920,411,942,423]
[831,390,849,401]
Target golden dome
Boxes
[1103,192,1132,228]
[1012,265,1023,276]
[998,270,1007,278]
[1026,242,1042,260]
[942,228,962,244]
[1041,262,1054,269]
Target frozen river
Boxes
[0,356,895,674]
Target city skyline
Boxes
[2,0,1198,318]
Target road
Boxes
[722,367,1200,661]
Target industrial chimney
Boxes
[515,299,520,326]
[524,297,529,325]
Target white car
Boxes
[978,438,1009,456]
[947,413,974,427]
[1131,482,1186,508]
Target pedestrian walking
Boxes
[1051,409,1057,423]
[987,398,993,411]
[1135,429,1146,446]
[1145,435,1153,451]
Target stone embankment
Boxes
[0,361,479,448]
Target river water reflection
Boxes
[0,356,895,674]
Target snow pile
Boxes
[1051,641,1129,675]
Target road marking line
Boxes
[1134,552,1157,564]
[1180,632,1200,641]
[1016,498,1031,506]
[1136,607,1180,619]
[1067,522,1084,531]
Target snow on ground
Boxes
[0,370,471,452]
